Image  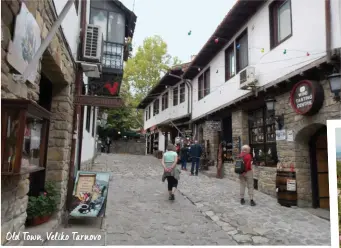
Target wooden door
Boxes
[316,134,329,209]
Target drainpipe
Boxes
[66,0,86,214]
[325,0,331,62]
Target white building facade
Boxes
[140,0,341,208]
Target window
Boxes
[198,68,210,100]
[162,92,169,111]
[236,30,248,72]
[204,69,210,96]
[145,108,148,121]
[248,108,278,167]
[86,106,91,132]
[179,83,185,103]
[90,8,125,43]
[173,86,178,106]
[225,44,235,81]
[90,7,125,69]
[269,0,292,48]
[148,106,151,119]
[153,99,160,116]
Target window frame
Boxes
[179,83,185,103]
[198,68,210,101]
[248,107,278,167]
[173,86,179,106]
[145,108,148,121]
[225,44,236,81]
[148,106,151,120]
[269,0,293,49]
[161,92,169,111]
[236,30,249,73]
[153,99,160,116]
[89,7,125,44]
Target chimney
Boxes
[191,55,196,61]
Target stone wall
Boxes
[202,122,220,163]
[111,140,146,155]
[274,79,340,207]
[1,0,76,245]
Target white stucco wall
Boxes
[144,81,191,130]
[53,0,80,58]
[191,0,341,120]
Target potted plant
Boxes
[26,181,57,226]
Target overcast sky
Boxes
[120,0,236,63]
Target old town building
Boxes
[140,0,341,209]
[1,0,136,245]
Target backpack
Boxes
[235,158,245,174]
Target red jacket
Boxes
[239,152,252,171]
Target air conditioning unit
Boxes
[239,66,257,90]
[83,24,102,62]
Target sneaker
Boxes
[170,194,175,200]
[195,174,198,176]
[250,200,256,206]
[169,195,173,200]
[240,198,245,205]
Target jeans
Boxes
[191,157,200,175]
[181,158,187,169]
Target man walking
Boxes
[239,145,256,206]
[180,144,189,170]
[190,140,202,176]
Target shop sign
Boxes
[286,179,296,191]
[7,3,42,84]
[70,171,109,218]
[290,80,324,116]
[275,130,286,141]
[287,130,294,142]
[74,96,124,108]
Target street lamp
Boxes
[264,97,284,130]
[327,72,341,101]
[118,131,121,135]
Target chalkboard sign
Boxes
[290,80,324,116]
[205,121,221,131]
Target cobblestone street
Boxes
[46,154,331,246]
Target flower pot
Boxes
[26,215,51,226]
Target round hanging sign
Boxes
[290,80,324,116]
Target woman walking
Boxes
[162,144,181,200]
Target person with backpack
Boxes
[235,145,256,206]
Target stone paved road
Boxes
[46,154,330,246]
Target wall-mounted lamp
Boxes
[327,72,341,101]
[265,98,284,130]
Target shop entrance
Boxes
[309,126,329,209]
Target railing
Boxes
[102,41,124,70]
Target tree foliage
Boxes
[101,35,181,136]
